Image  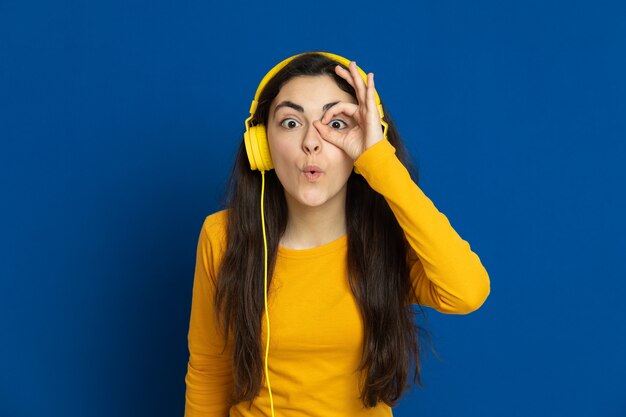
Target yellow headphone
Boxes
[243,51,389,175]
[241,51,386,417]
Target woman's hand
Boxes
[312,61,384,162]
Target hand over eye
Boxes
[313,61,384,162]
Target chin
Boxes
[298,196,328,208]
[287,190,329,208]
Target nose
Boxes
[302,121,322,154]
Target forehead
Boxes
[271,75,354,110]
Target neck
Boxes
[280,189,347,250]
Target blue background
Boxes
[1,1,625,416]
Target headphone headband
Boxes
[248,51,384,119]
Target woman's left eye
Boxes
[329,119,348,129]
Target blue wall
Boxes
[1,1,625,416]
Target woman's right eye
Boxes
[280,118,301,129]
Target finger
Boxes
[320,102,359,124]
[348,61,367,107]
[335,63,365,106]
[366,73,378,113]
[334,65,357,91]
[364,73,383,125]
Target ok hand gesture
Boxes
[312,61,384,162]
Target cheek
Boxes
[339,164,354,184]
[333,151,355,175]
[268,139,290,164]
[268,139,297,181]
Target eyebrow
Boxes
[273,100,340,117]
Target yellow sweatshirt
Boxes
[184,138,491,417]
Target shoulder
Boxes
[196,209,231,277]
[199,208,231,250]
[202,208,229,232]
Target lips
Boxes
[303,171,322,181]
[303,165,322,174]
[302,165,323,181]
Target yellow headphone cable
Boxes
[260,170,276,417]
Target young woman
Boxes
[184,51,490,417]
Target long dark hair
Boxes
[215,52,437,409]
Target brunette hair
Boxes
[215,52,437,409]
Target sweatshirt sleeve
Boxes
[353,139,490,315]
[184,216,234,416]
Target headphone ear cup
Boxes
[244,124,274,172]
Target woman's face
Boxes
[267,75,357,209]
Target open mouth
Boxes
[303,171,322,180]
